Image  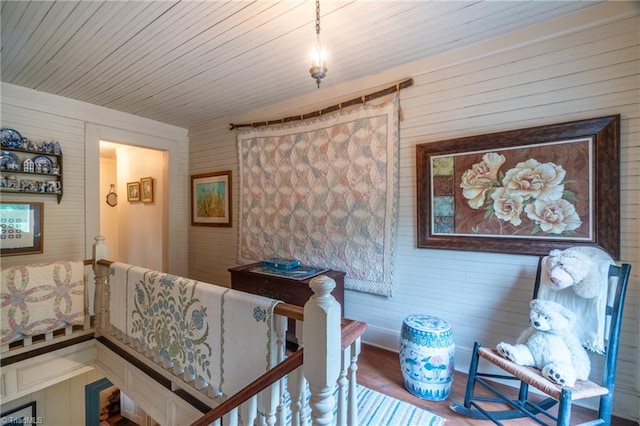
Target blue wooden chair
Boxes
[450,258,631,425]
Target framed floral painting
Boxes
[416,115,620,258]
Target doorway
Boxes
[99,141,166,271]
[85,378,159,426]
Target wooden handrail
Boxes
[340,318,368,350]
[190,318,367,425]
[191,349,304,426]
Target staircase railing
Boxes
[92,236,367,426]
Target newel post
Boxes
[303,275,341,426]
[92,235,108,331]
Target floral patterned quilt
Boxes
[108,262,280,396]
[237,99,399,296]
[1,261,85,345]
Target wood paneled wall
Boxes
[188,4,639,421]
[0,83,189,276]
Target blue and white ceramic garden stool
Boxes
[399,314,455,401]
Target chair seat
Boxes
[478,347,609,401]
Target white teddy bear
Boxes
[497,299,590,387]
[543,246,613,299]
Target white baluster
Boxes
[240,395,257,426]
[303,275,340,426]
[336,345,350,426]
[92,235,108,331]
[275,315,288,426]
[348,338,361,426]
[259,381,280,426]
[84,268,91,329]
[295,320,310,426]
[224,407,239,426]
[287,366,303,426]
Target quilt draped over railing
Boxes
[237,99,399,296]
[1,261,85,345]
[108,262,281,396]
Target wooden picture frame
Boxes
[191,170,232,227]
[0,202,44,256]
[140,176,154,203]
[416,115,620,258]
[1,401,37,424]
[127,181,140,202]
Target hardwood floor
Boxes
[356,343,637,425]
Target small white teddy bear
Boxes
[497,299,590,387]
[544,246,613,299]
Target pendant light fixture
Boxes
[309,0,327,88]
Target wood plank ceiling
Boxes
[1,1,600,129]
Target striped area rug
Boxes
[354,385,446,426]
[286,383,446,425]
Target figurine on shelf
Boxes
[6,176,19,189]
[21,180,37,192]
[5,162,19,172]
[23,158,34,173]
[46,181,60,193]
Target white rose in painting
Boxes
[525,198,582,234]
[460,153,506,209]
[458,151,582,236]
[502,159,566,202]
[482,152,507,175]
[490,187,524,226]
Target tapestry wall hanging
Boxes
[237,99,399,296]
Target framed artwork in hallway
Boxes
[127,181,140,202]
[141,176,154,203]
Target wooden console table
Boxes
[229,263,345,345]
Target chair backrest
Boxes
[532,256,631,388]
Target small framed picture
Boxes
[1,401,37,425]
[191,170,232,227]
[140,176,154,203]
[1,202,44,257]
[127,181,140,202]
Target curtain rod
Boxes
[229,78,413,130]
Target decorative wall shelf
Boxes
[1,146,64,204]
